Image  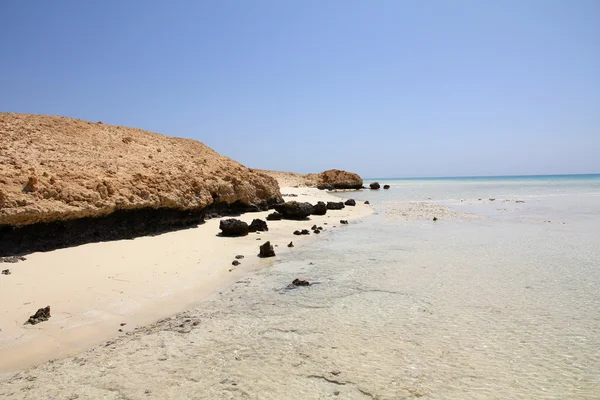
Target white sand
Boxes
[0,187,371,376]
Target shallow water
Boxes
[2,177,599,399]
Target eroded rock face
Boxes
[0,113,282,255]
[219,219,249,236]
[312,201,327,216]
[327,202,345,210]
[273,201,314,220]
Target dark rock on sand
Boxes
[383,184,390,189]
[0,256,26,263]
[326,201,345,210]
[312,201,327,216]
[301,229,310,235]
[291,279,310,287]
[248,218,268,232]
[364,201,370,204]
[259,241,275,258]
[235,255,244,259]
[370,182,381,190]
[273,201,314,220]
[293,230,302,235]
[232,260,240,266]
[433,217,438,221]
[219,219,249,236]
[266,211,283,221]
[344,199,356,206]
[1,269,10,275]
[340,220,349,224]
[25,306,51,325]
[287,241,294,247]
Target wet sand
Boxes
[0,187,371,377]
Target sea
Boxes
[190,174,600,399]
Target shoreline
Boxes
[0,187,372,377]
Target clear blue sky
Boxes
[1,1,599,178]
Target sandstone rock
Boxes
[317,169,363,190]
[312,201,327,216]
[326,202,345,210]
[344,199,356,206]
[383,184,390,189]
[219,219,249,236]
[273,201,314,220]
[258,241,275,258]
[248,218,268,232]
[370,182,381,190]
[25,306,51,325]
[0,113,282,256]
[266,211,283,221]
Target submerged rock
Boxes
[274,201,314,220]
[344,199,356,206]
[326,201,345,210]
[25,306,51,325]
[266,211,283,221]
[370,182,381,190]
[219,219,249,236]
[248,218,268,232]
[258,241,275,258]
[312,201,327,216]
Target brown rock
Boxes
[25,306,51,325]
[259,241,275,258]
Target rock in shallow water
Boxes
[383,184,390,189]
[258,241,275,258]
[370,182,381,190]
[219,219,249,236]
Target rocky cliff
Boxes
[0,113,282,255]
[259,169,363,189]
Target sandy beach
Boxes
[0,186,371,377]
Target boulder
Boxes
[326,202,345,210]
[25,306,51,325]
[364,201,370,204]
[266,211,283,221]
[273,201,314,220]
[340,220,349,224]
[344,199,356,206]
[1,269,10,275]
[293,230,302,235]
[287,241,294,248]
[248,218,268,232]
[383,184,390,189]
[219,219,249,236]
[312,201,327,216]
[258,241,275,258]
[301,229,310,235]
[317,169,363,190]
[370,182,381,190]
[235,255,244,259]
[232,260,240,266]
[291,279,309,286]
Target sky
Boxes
[1,1,599,178]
